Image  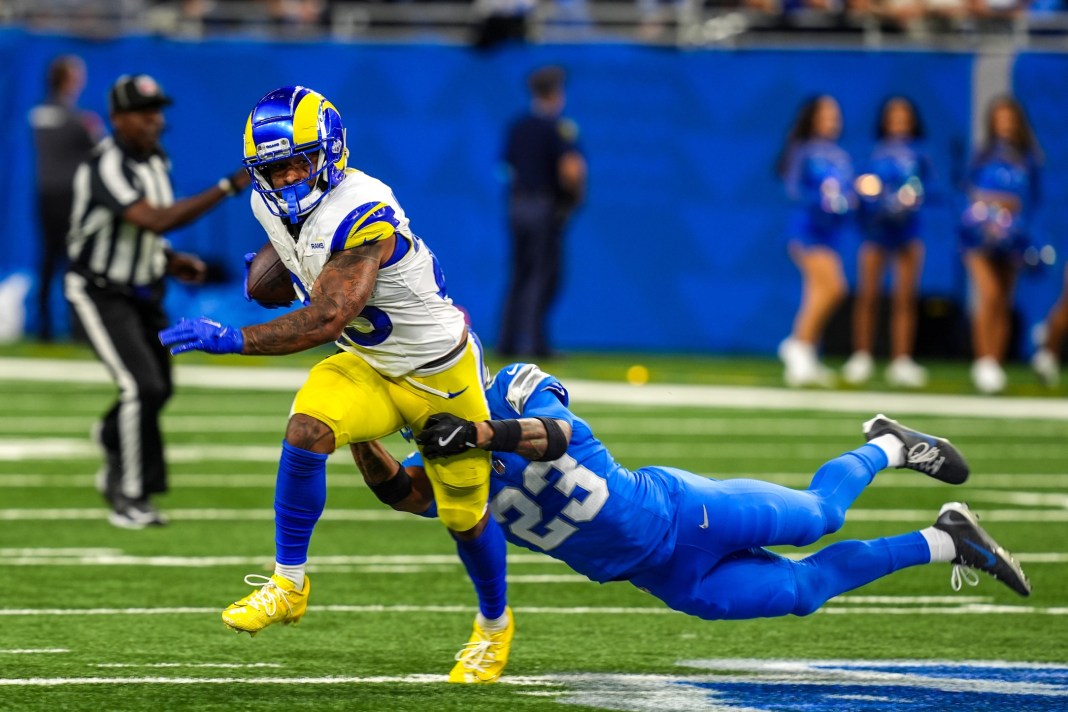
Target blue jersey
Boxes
[400,367,930,622]
[405,363,679,583]
[782,138,854,247]
[960,141,1041,254]
[857,138,928,247]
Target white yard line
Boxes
[93,663,283,669]
[606,442,1068,460]
[2,438,1065,464]
[0,508,415,522]
[0,603,1064,618]
[0,550,1062,567]
[0,552,558,566]
[4,415,1068,438]
[4,357,1067,420]
[583,417,1068,437]
[0,649,68,654]
[0,668,1065,693]
[967,490,1068,508]
[833,596,990,604]
[2,507,1066,525]
[0,675,452,686]
[0,548,123,556]
[0,416,289,433]
[5,472,1068,489]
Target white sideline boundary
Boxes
[2,662,1065,695]
[0,547,1062,566]
[1,603,1066,617]
[4,357,1068,420]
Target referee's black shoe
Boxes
[934,502,1031,597]
[108,496,168,529]
[863,414,969,485]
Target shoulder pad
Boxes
[488,363,568,417]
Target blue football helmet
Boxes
[243,86,348,223]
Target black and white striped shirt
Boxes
[68,137,174,288]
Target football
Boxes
[245,241,295,306]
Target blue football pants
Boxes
[630,445,931,620]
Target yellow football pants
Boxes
[292,341,490,532]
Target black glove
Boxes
[416,413,478,459]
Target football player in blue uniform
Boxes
[844,96,932,389]
[960,96,1043,394]
[159,87,511,682]
[776,95,855,388]
[354,363,1030,624]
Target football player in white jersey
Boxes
[159,86,512,683]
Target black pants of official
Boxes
[64,271,173,501]
[36,191,73,342]
[499,194,565,357]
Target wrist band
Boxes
[487,419,522,452]
[217,177,235,196]
[532,416,568,461]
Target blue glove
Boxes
[159,317,244,355]
[242,252,256,302]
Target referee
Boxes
[64,74,250,529]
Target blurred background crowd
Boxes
[5,0,1068,43]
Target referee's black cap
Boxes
[109,74,173,114]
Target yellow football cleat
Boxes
[221,573,310,636]
[448,607,514,684]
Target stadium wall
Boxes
[2,30,1064,355]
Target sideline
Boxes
[3,358,1067,420]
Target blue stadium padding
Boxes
[3,31,1062,354]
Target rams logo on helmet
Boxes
[243,86,348,223]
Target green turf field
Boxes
[2,349,1066,711]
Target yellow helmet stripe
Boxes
[292,91,323,148]
[242,112,256,160]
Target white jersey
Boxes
[250,169,466,377]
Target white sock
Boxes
[477,611,510,633]
[869,433,906,468]
[274,562,306,588]
[920,527,956,563]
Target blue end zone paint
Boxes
[686,680,1062,711]
[681,661,1068,712]
[812,662,1068,685]
[552,661,1068,712]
